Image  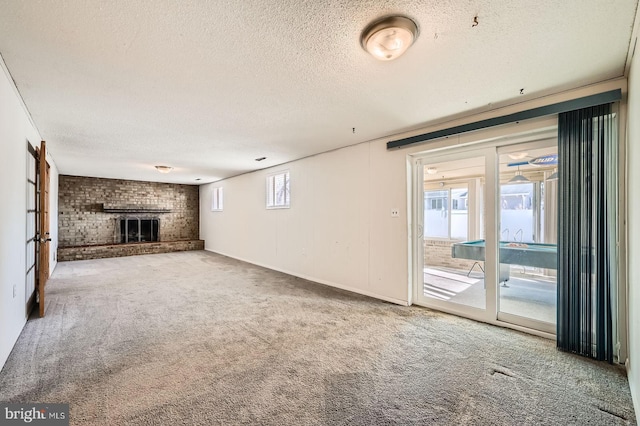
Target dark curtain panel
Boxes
[557,103,617,362]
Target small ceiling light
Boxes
[155,165,173,173]
[508,166,530,183]
[508,152,528,160]
[361,15,419,61]
[426,167,437,175]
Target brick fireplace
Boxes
[57,175,203,261]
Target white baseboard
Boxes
[203,248,409,306]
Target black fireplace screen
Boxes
[120,218,159,243]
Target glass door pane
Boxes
[140,219,152,242]
[420,156,486,311]
[497,145,558,328]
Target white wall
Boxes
[200,142,409,303]
[626,36,640,417]
[0,56,59,370]
[200,79,628,307]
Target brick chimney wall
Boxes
[58,175,199,248]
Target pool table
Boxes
[452,239,557,269]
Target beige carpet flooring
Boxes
[0,251,636,425]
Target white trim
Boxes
[410,156,422,308]
[412,299,556,340]
[497,312,556,335]
[204,248,409,306]
[484,145,499,323]
[615,100,629,364]
[405,156,414,306]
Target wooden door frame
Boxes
[36,140,50,317]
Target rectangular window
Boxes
[211,187,223,211]
[500,182,534,242]
[450,188,468,240]
[424,186,468,240]
[424,190,449,238]
[266,171,290,209]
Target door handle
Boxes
[36,232,51,243]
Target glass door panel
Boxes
[419,155,486,311]
[497,144,558,328]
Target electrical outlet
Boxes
[391,209,400,218]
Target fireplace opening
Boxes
[120,218,159,243]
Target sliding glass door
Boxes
[415,148,497,321]
[496,142,558,334]
[415,138,558,334]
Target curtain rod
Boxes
[387,89,622,150]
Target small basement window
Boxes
[266,170,290,209]
[211,187,223,211]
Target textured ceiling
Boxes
[0,0,637,184]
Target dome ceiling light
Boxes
[361,15,419,61]
[508,152,529,160]
[155,165,173,173]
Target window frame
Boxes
[211,187,223,211]
[424,183,470,241]
[266,170,290,209]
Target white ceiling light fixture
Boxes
[155,165,173,173]
[508,152,528,160]
[426,167,437,175]
[361,15,419,61]
[508,166,530,183]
